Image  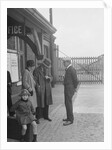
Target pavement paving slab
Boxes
[7,84,104,142]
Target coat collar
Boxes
[66,64,72,71]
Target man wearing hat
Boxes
[33,57,53,122]
[63,57,79,126]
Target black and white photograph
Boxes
[0,0,112,150]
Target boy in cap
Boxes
[10,89,37,142]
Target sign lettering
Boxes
[8,26,23,35]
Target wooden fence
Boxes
[57,55,104,84]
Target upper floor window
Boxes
[7,36,17,50]
[44,45,49,58]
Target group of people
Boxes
[22,58,53,123]
[7,57,79,142]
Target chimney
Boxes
[49,8,53,25]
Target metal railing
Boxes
[57,55,104,84]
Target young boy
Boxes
[10,89,37,142]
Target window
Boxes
[7,36,17,50]
[44,45,49,58]
[7,36,24,83]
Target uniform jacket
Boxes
[22,69,37,109]
[10,99,35,125]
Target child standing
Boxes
[10,89,37,142]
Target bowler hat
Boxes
[37,56,51,68]
[20,89,31,96]
[42,57,51,68]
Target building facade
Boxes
[7,8,57,103]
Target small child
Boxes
[10,89,37,142]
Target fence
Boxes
[57,55,104,84]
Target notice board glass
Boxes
[7,52,19,82]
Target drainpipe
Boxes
[23,18,27,68]
[49,8,55,87]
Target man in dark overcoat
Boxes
[33,57,53,121]
[63,58,79,126]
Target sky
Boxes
[37,8,104,57]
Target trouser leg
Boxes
[65,99,74,122]
[43,105,49,119]
[31,121,37,142]
[36,107,43,119]
[65,93,74,122]
[43,90,49,119]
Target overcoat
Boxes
[22,69,37,109]
[33,66,53,108]
[10,99,35,125]
[44,69,53,106]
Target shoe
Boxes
[34,118,40,124]
[20,138,24,142]
[32,139,38,142]
[63,121,73,126]
[20,135,25,142]
[36,119,40,124]
[44,118,52,121]
[63,118,68,121]
[32,134,37,142]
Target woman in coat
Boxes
[22,60,37,113]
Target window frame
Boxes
[7,36,24,83]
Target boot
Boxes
[20,135,25,142]
[32,134,37,142]
[36,119,40,124]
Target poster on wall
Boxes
[7,53,11,74]
[7,53,19,82]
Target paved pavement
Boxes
[7,84,104,142]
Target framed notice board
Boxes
[7,52,19,82]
